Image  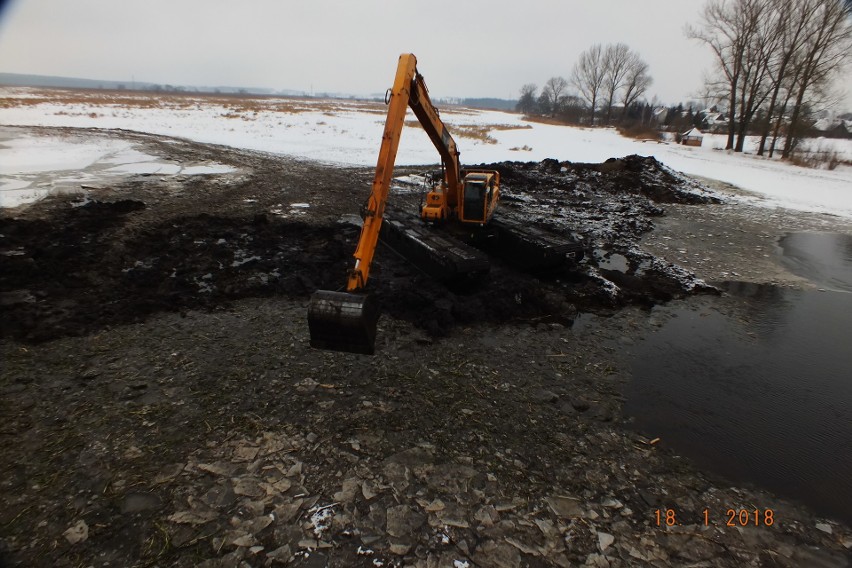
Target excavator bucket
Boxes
[307,290,380,355]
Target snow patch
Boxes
[2,90,851,217]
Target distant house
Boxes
[827,122,852,139]
[699,110,728,132]
[650,107,669,125]
[814,118,852,139]
[680,127,704,146]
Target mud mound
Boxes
[0,154,720,343]
[0,208,356,342]
[0,200,707,344]
[488,155,720,205]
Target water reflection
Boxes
[780,232,852,292]
[624,285,852,523]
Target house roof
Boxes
[682,127,703,137]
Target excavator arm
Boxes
[347,53,463,290]
[308,53,500,354]
[346,54,417,291]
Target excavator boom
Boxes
[308,53,581,355]
[309,54,431,354]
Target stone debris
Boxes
[546,495,583,518]
[62,520,88,545]
[597,531,615,552]
[816,522,833,534]
[109,424,845,567]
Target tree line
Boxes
[688,0,851,158]
[514,0,850,159]
[516,43,652,127]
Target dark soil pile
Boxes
[1,151,718,344]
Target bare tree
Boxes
[620,54,653,121]
[781,0,852,158]
[687,0,765,150]
[516,83,538,115]
[571,44,606,125]
[541,76,570,117]
[689,0,851,157]
[731,0,779,152]
[757,0,817,156]
[601,43,632,124]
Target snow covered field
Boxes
[1,87,851,218]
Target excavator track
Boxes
[378,210,584,281]
[487,217,585,271]
[380,209,491,282]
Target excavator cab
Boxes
[460,171,499,224]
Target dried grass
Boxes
[0,88,391,117]
[787,150,845,170]
[403,120,530,144]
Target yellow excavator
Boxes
[308,53,582,354]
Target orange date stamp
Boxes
[654,508,775,527]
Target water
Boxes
[624,232,852,523]
[779,232,852,292]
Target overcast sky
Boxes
[0,0,850,109]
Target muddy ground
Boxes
[1,126,851,567]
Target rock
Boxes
[533,518,559,540]
[815,522,832,534]
[63,520,88,544]
[362,480,378,500]
[333,477,360,504]
[546,495,583,518]
[232,444,260,462]
[384,446,435,468]
[602,498,623,509]
[229,532,257,547]
[597,531,614,553]
[531,389,559,404]
[297,551,329,568]
[266,544,293,564]
[423,499,446,512]
[584,553,609,567]
[298,538,319,549]
[154,463,185,484]
[197,549,245,568]
[638,489,658,507]
[474,505,499,527]
[506,536,541,555]
[121,491,162,514]
[168,508,218,525]
[244,515,273,534]
[274,499,304,523]
[791,546,850,568]
[123,445,144,459]
[386,505,425,538]
[198,462,235,476]
[389,540,412,555]
[473,540,521,568]
[232,477,265,498]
